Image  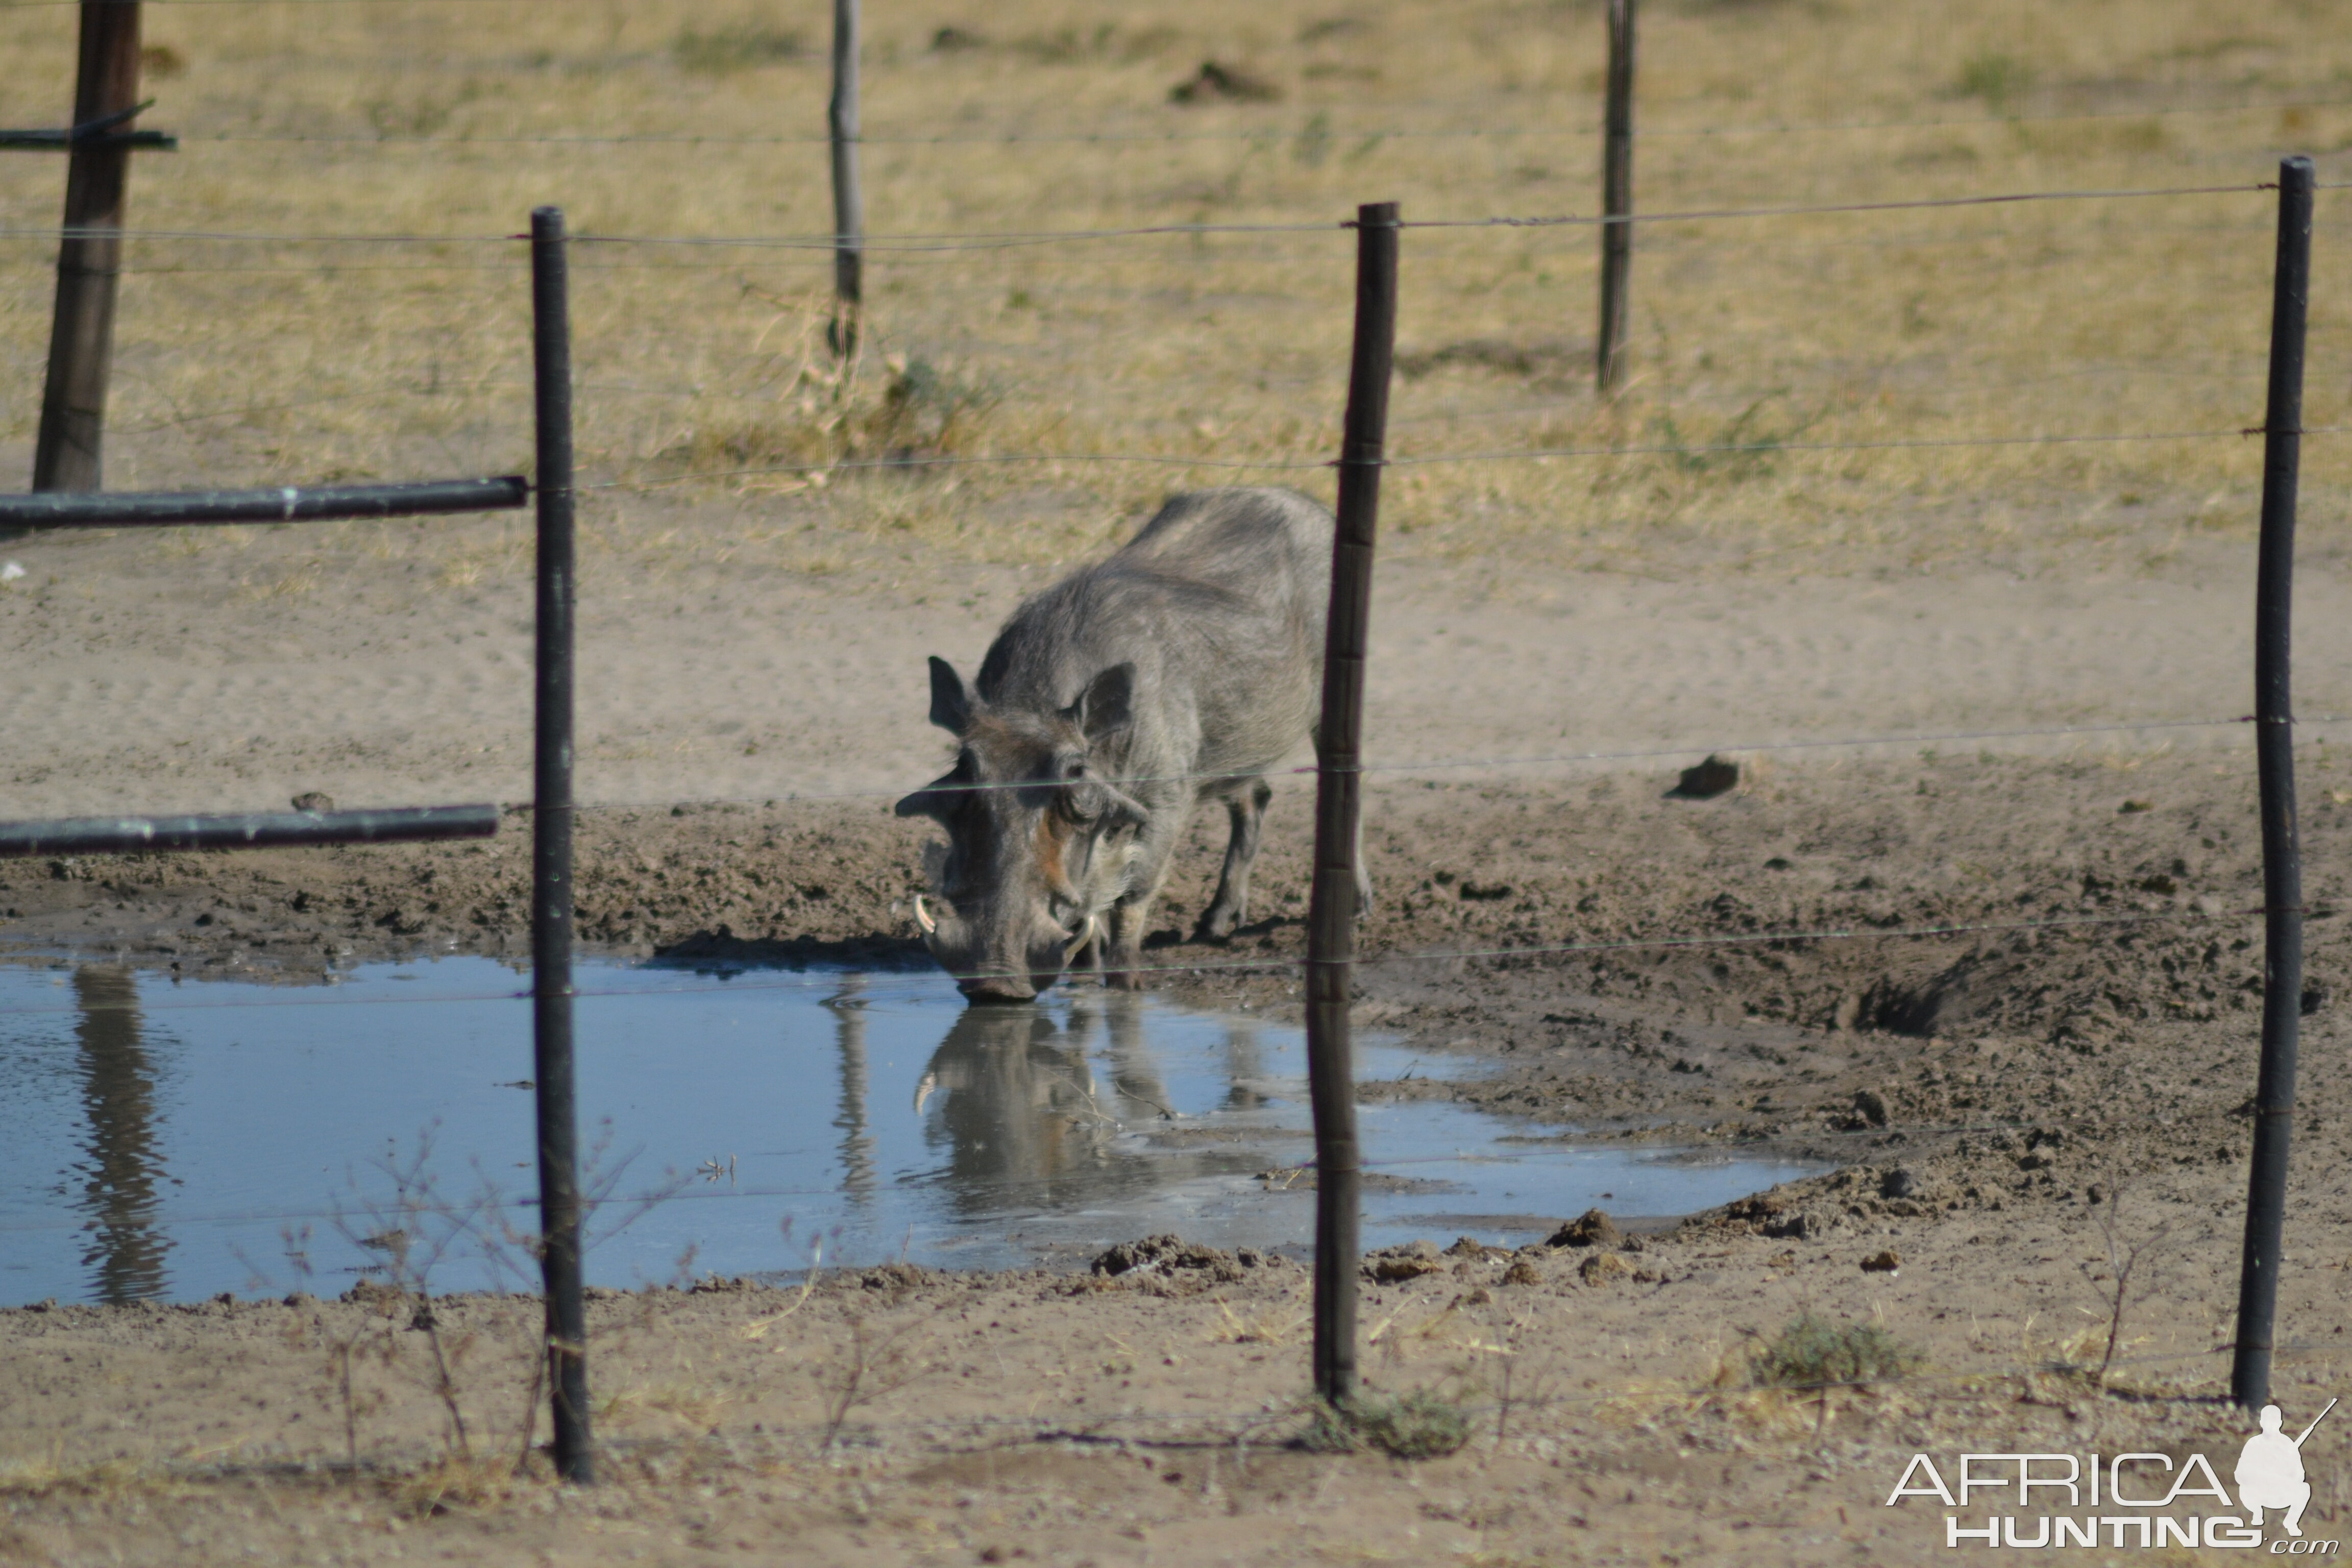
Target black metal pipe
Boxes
[828,0,864,356]
[2233,154,2314,1413]
[1307,201,1398,1410]
[0,131,175,150]
[1,475,527,529]
[0,803,496,859]
[529,204,592,1485]
[1596,0,1637,394]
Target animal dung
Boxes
[1667,754,1741,800]
[1546,1207,1620,1250]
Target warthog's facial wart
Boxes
[896,657,1146,1003]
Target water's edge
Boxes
[0,955,1827,1306]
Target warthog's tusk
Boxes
[913,893,938,936]
[1064,912,1101,965]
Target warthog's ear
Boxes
[927,656,973,733]
[1066,662,1135,744]
[895,769,962,821]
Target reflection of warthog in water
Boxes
[898,487,1362,1002]
[911,999,1173,1212]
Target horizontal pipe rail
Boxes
[0,99,176,152]
[0,474,526,528]
[0,803,498,858]
[0,131,176,151]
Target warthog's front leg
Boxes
[1100,800,1190,989]
[1193,778,1273,942]
[1101,900,1149,989]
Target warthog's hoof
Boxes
[1191,910,1240,944]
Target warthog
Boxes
[896,486,1364,1001]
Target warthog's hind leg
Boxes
[1193,778,1273,942]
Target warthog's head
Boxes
[895,657,1147,1003]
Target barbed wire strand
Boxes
[103,214,2352,276]
[586,423,2299,494]
[580,714,2280,808]
[0,178,2271,255]
[89,353,2277,434]
[165,92,2352,148]
[3,903,2281,1021]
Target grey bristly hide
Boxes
[896,486,1368,1003]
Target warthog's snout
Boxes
[912,892,1101,1003]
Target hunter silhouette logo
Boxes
[1882,1395,2340,1551]
[2239,1400,2335,1538]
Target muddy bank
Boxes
[7,748,2344,1160]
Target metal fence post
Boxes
[1308,200,1399,1409]
[33,0,144,491]
[2232,154,2313,1414]
[1595,0,1636,396]
[529,205,592,1483]
[828,0,864,357]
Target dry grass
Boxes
[3,0,2350,579]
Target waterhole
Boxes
[0,957,1823,1305]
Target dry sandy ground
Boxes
[5,500,2351,821]
[3,508,2351,1563]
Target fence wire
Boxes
[0,177,2277,254]
[577,425,2293,494]
[1,902,2292,1022]
[160,93,2352,149]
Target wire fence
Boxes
[0,899,2316,1022]
[134,92,2352,148]
[3,16,2347,1420]
[0,177,2286,250]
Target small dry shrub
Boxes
[1299,1388,1473,1459]
[661,295,1000,484]
[1747,1311,1923,1390]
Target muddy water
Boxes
[0,958,1824,1305]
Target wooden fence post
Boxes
[1308,200,1399,1410]
[1595,0,1636,396]
[2232,154,2313,1413]
[828,0,864,357]
[530,205,593,1484]
[33,0,144,492]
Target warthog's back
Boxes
[974,487,1332,782]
